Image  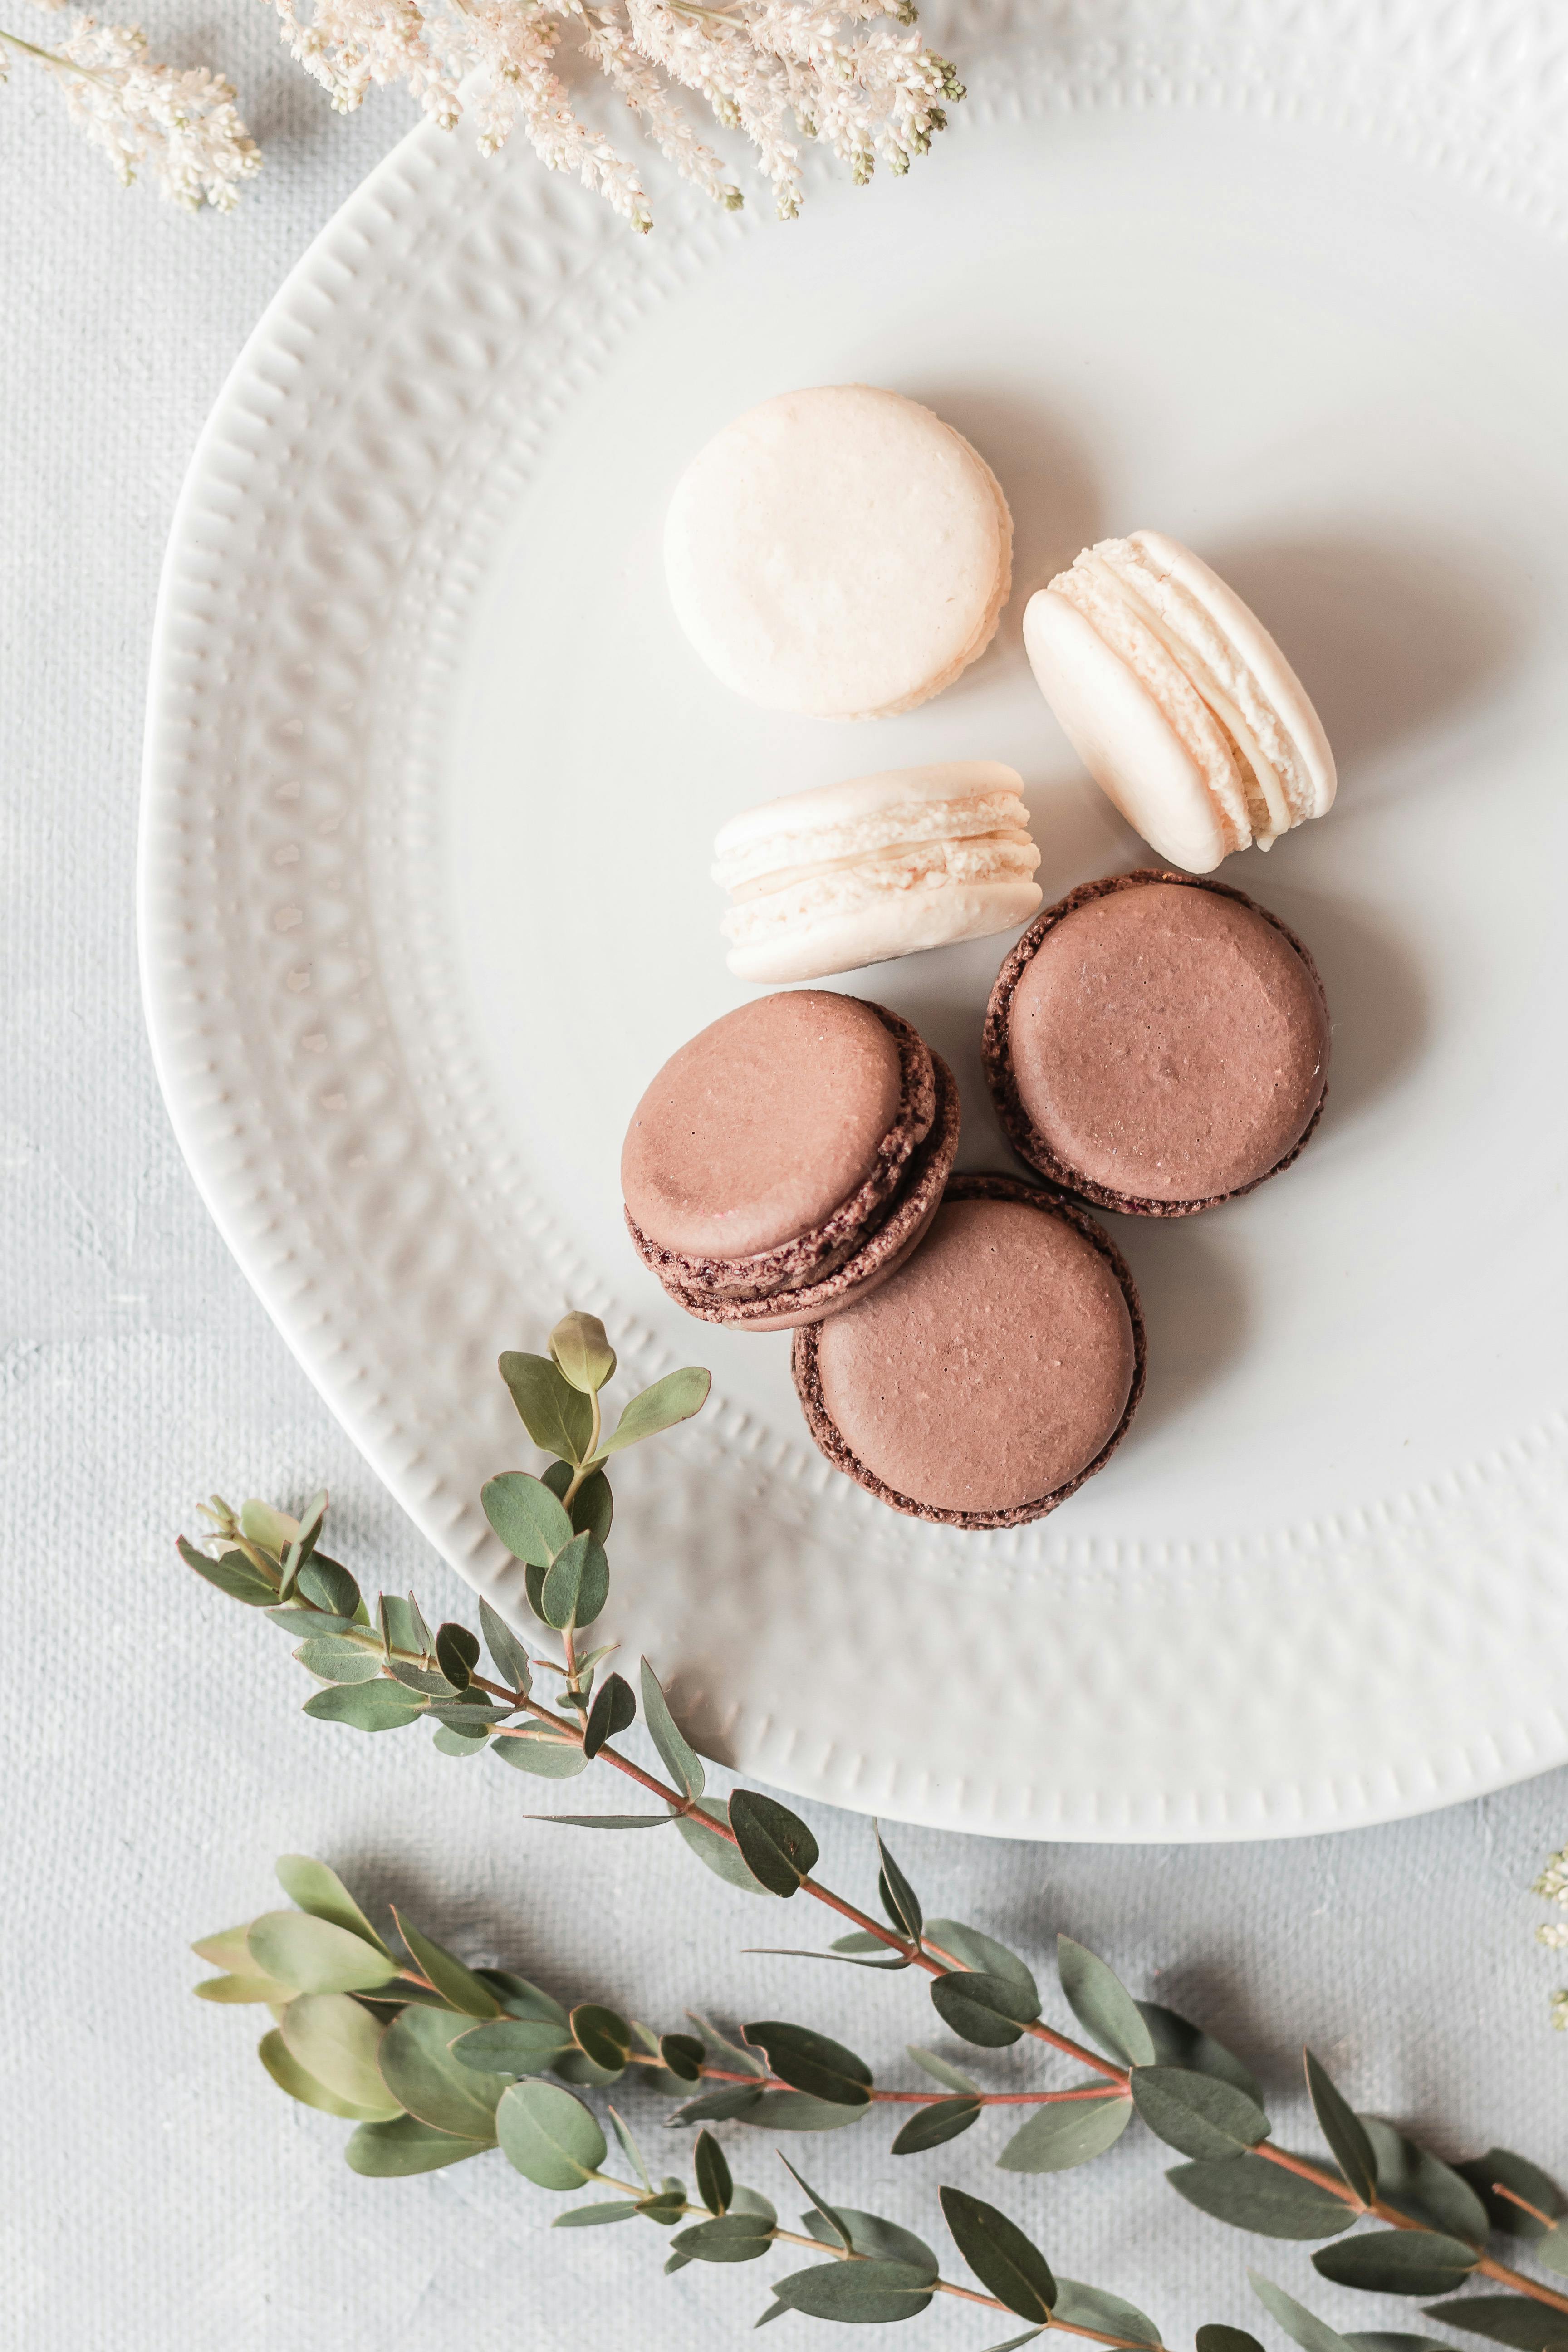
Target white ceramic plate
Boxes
[141,0,1568,1841]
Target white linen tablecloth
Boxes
[3,8,1566,2340]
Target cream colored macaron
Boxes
[713,762,1043,984]
[1023,532,1336,872]
[665,386,1013,721]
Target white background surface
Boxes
[5,5,1568,2344]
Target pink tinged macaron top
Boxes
[621,990,906,1262]
[1007,882,1329,1201]
[812,1196,1136,1514]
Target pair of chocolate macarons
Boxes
[622,868,1330,1529]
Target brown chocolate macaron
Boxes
[792,1174,1144,1529]
[623,990,960,1331]
[982,870,1329,1217]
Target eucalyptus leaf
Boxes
[997,2090,1134,2174]
[554,2200,639,2228]
[1169,2153,1355,2239]
[599,1367,711,1456]
[661,2032,705,2082]
[876,1827,922,1945]
[432,1726,491,1758]
[280,1993,401,2117]
[924,1922,1039,2005]
[1138,2001,1263,2105]
[247,1911,399,1995]
[294,1636,383,1685]
[695,2129,732,2215]
[491,1730,589,1779]
[540,1531,609,1631]
[496,2079,608,2190]
[1364,2120,1490,2245]
[583,1671,635,1761]
[674,1799,769,1894]
[485,1970,568,2026]
[433,1622,479,1690]
[1454,2152,1565,2242]
[906,2046,981,2095]
[767,2259,935,2324]
[345,2115,483,2176]
[240,1499,297,1557]
[939,2187,1056,2322]
[639,1661,704,1799]
[729,1790,818,1897]
[672,2084,764,2125]
[800,2209,937,2273]
[391,1912,501,2018]
[1419,2302,1568,2352]
[892,2096,981,2154]
[387,1658,458,1696]
[743,2021,872,2107]
[193,1970,296,2004]
[453,2015,572,2074]
[297,1557,359,1617]
[549,1313,617,1395]
[273,1859,391,1958]
[377,1593,424,1661]
[607,2102,652,2190]
[930,1970,1041,2048]
[499,1351,595,1463]
[1305,2051,1377,2206]
[378,2002,506,2140]
[552,2046,625,2090]
[260,2028,389,2120]
[1346,2336,1467,2352]
[1313,2234,1481,2297]
[543,1460,614,1544]
[572,2003,632,2072]
[178,1536,276,1607]
[478,1596,534,1695]
[1054,2279,1163,2346]
[267,1602,356,1636]
[778,2154,852,2251]
[1251,2271,1362,2352]
[1130,2065,1271,2162]
[1058,1936,1155,2069]
[670,2213,774,2264]
[1199,2330,1268,2352]
[191,1922,262,1973]
[534,1812,670,1828]
[748,2091,868,2132]
[303,1681,426,1734]
[481,1471,573,1570]
[637,2181,688,2227]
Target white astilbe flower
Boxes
[256,0,962,227]
[1532,1846,1568,2029]
[0,11,260,208]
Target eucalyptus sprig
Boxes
[182,1312,1568,2352]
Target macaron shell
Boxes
[664,387,1012,721]
[726,878,1044,985]
[712,760,1027,875]
[1023,589,1230,873]
[1132,530,1337,822]
[792,1174,1145,1527]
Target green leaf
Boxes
[1057,1937,1155,2068]
[271,1858,390,1959]
[607,2102,652,2191]
[539,1530,609,1631]
[1454,2152,1565,2241]
[177,1536,276,1607]
[432,1622,478,1689]
[662,2032,705,2082]
[386,1657,457,1697]
[554,2200,639,2228]
[727,1790,818,1898]
[378,2001,506,2139]
[482,1471,573,1569]
[674,2084,764,2125]
[478,1596,533,1695]
[279,1993,401,2117]
[671,2213,774,2264]
[778,2153,852,2250]
[1365,2121,1490,2245]
[1198,2329,1268,2352]
[906,2046,980,2095]
[246,1911,399,1994]
[767,2260,936,2323]
[1130,2065,1270,2161]
[1305,2051,1377,2207]
[302,1681,426,1733]
[639,1661,705,1799]
[392,1911,502,2019]
[876,1827,922,1945]
[194,1970,296,2004]
[191,1921,262,1972]
[924,1922,1039,2006]
[930,1969,1041,2048]
[297,1558,359,1617]
[571,2003,631,2073]
[496,2079,608,2190]
[1054,2281,1163,2347]
[689,2011,766,2076]
[802,2210,936,2273]
[748,2091,868,2132]
[533,1812,669,1828]
[892,2096,981,2154]
[1169,2153,1355,2239]
[377,1592,427,1661]
[695,2130,732,2215]
[674,1800,768,1893]
[452,2015,573,2075]
[1346,2336,1467,2352]
[499,1351,595,1464]
[294,1635,383,1685]
[486,1970,568,2026]
[259,2027,389,2119]
[1314,2234,1481,2297]
[432,1726,491,1758]
[1419,2303,1568,2352]
[743,2021,871,2107]
[549,1313,617,1395]
[491,1729,588,1779]
[583,1671,635,1761]
[345,2115,483,2176]
[543,1460,614,1544]
[268,1602,356,1637]
[1251,2271,1362,2352]
[997,2090,1134,2174]
[1138,2001,1263,2104]
[940,2187,1056,2322]
[598,1367,711,1456]
[240,1499,297,1558]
